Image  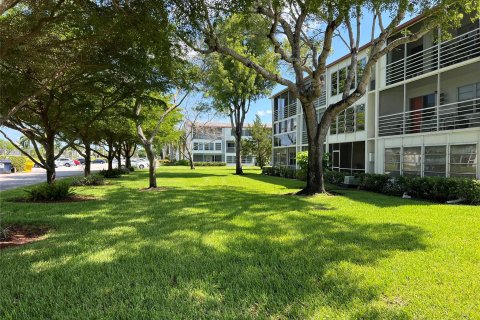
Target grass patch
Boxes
[0,166,479,319]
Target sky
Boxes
[3,9,409,141]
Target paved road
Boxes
[0,164,111,191]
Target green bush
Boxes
[25,181,74,201]
[175,159,190,166]
[98,169,123,178]
[262,166,273,175]
[295,151,330,181]
[194,162,226,166]
[71,174,105,186]
[118,167,131,174]
[356,173,391,193]
[0,155,28,172]
[324,171,346,185]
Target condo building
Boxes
[189,122,265,166]
[271,14,480,179]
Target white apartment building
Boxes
[271,14,480,179]
[189,123,259,165]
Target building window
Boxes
[356,58,366,86]
[331,71,338,96]
[450,144,477,178]
[345,107,355,133]
[403,147,422,176]
[215,142,222,151]
[337,110,346,133]
[385,148,401,176]
[424,146,446,176]
[356,104,365,131]
[193,142,199,151]
[338,68,347,94]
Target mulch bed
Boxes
[8,195,97,203]
[0,225,49,250]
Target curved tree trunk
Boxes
[145,142,157,188]
[116,145,122,168]
[84,143,91,177]
[45,134,56,184]
[297,100,326,195]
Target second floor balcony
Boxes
[379,97,480,136]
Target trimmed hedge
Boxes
[194,162,226,167]
[0,155,28,172]
[355,173,480,204]
[98,168,130,178]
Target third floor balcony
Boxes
[385,19,480,86]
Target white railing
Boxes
[378,97,480,136]
[386,27,480,85]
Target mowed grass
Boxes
[1,167,480,319]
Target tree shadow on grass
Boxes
[0,181,426,319]
[244,173,432,208]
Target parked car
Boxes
[131,158,149,169]
[55,158,76,167]
[73,159,81,165]
[77,158,85,164]
[91,159,106,164]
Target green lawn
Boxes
[1,167,480,319]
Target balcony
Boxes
[378,97,480,136]
[386,27,480,86]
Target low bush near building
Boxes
[25,181,74,201]
[355,173,480,204]
[324,171,346,185]
[194,162,227,166]
[175,159,190,166]
[0,155,28,172]
[71,174,105,186]
[158,159,171,166]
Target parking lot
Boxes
[0,163,113,191]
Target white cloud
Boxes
[256,109,272,117]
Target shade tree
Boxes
[172,0,479,194]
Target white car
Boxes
[55,158,76,167]
[131,158,149,169]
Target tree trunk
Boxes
[116,145,122,168]
[145,142,157,188]
[298,100,326,195]
[235,134,243,175]
[84,143,91,177]
[187,149,195,169]
[45,134,56,184]
[107,140,114,171]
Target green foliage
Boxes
[174,159,190,166]
[0,155,28,172]
[357,174,480,204]
[194,162,226,167]
[158,159,171,166]
[98,169,128,179]
[25,181,74,201]
[242,115,272,168]
[296,151,331,181]
[71,174,105,187]
[0,139,15,155]
[262,166,297,179]
[324,171,347,185]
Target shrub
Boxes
[194,162,226,166]
[25,181,74,201]
[118,166,131,174]
[71,174,105,186]
[324,171,346,185]
[454,179,480,204]
[175,159,190,166]
[128,166,135,172]
[262,166,274,175]
[0,155,28,172]
[98,169,123,178]
[356,173,391,193]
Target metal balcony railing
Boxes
[386,27,480,85]
[378,97,480,136]
[226,147,236,153]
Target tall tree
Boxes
[202,14,278,174]
[173,0,478,194]
[242,115,272,168]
